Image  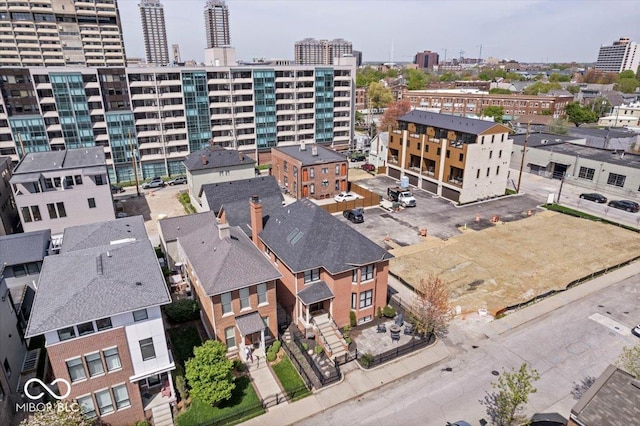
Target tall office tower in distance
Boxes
[294,38,353,65]
[204,0,231,48]
[139,0,169,65]
[595,37,640,73]
[0,0,126,67]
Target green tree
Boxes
[356,66,384,88]
[404,68,429,90]
[20,404,93,426]
[565,85,580,94]
[386,68,399,78]
[489,88,512,95]
[185,340,235,406]
[481,106,505,123]
[615,78,639,93]
[523,81,561,95]
[619,70,635,79]
[439,72,459,82]
[549,73,571,82]
[616,345,640,378]
[505,72,524,81]
[481,363,540,426]
[355,110,364,127]
[547,118,569,135]
[565,102,598,127]
[367,81,393,109]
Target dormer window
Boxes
[304,268,320,283]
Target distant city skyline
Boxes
[118,0,640,64]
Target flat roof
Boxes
[13,147,105,174]
[273,144,347,165]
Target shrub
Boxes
[301,343,308,351]
[344,337,352,345]
[266,350,277,362]
[135,422,150,426]
[175,375,188,402]
[271,340,281,353]
[382,305,396,318]
[185,340,235,406]
[165,299,200,323]
[360,352,374,368]
[349,310,357,327]
[377,306,383,319]
[314,345,324,355]
[233,359,246,373]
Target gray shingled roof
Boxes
[259,199,393,274]
[235,311,265,336]
[398,110,506,135]
[60,216,149,253]
[26,238,170,337]
[0,230,50,267]
[177,220,281,296]
[201,176,284,235]
[183,146,255,171]
[297,281,334,305]
[14,147,105,174]
[571,364,640,425]
[272,144,347,165]
[158,211,217,243]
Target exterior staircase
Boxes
[151,403,174,426]
[314,315,348,363]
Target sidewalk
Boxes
[241,339,451,426]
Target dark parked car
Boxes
[632,324,640,338]
[168,176,187,185]
[579,193,607,203]
[361,162,375,172]
[111,184,125,194]
[343,208,364,223]
[608,199,640,212]
[350,153,366,162]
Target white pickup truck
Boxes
[387,187,417,207]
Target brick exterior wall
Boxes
[46,327,145,425]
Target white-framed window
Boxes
[358,315,372,325]
[607,173,626,187]
[578,166,595,181]
[85,353,104,377]
[335,164,340,174]
[257,283,267,305]
[225,326,236,349]
[304,268,320,283]
[221,292,232,314]
[309,167,314,178]
[112,384,130,409]
[239,288,250,310]
[103,347,121,371]
[95,389,114,415]
[139,338,156,361]
[309,183,315,194]
[77,321,95,336]
[77,394,96,419]
[133,309,148,322]
[359,290,373,308]
[96,317,112,331]
[361,265,374,281]
[66,357,86,382]
[351,293,357,309]
[57,326,76,341]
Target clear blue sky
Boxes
[117,0,640,64]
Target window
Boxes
[361,265,374,281]
[21,207,32,223]
[47,203,58,219]
[58,326,76,341]
[446,150,450,158]
[496,166,500,175]
[66,357,86,382]
[499,150,502,158]
[95,175,105,185]
[88,198,96,208]
[309,183,315,194]
[77,322,95,336]
[578,166,595,181]
[112,384,130,409]
[96,317,112,331]
[476,169,480,179]
[283,161,288,171]
[225,326,236,349]
[103,348,121,371]
[607,173,626,187]
[491,135,495,143]
[293,166,298,177]
[351,293,357,309]
[56,202,66,218]
[304,268,320,283]
[31,206,42,221]
[95,389,114,415]
[351,269,358,283]
[85,353,104,377]
[309,167,314,178]
[321,167,328,174]
[486,168,490,177]
[3,358,10,378]
[335,164,340,174]
[489,151,493,159]
[459,153,464,161]
[65,176,74,186]
[437,148,441,155]
[77,395,97,419]
[74,175,83,185]
[262,316,271,338]
[139,338,156,361]
[359,290,373,308]
[53,177,61,187]
[44,178,53,189]
[335,180,340,190]
[257,283,267,305]
[239,288,250,310]
[133,309,148,322]
[221,292,232,314]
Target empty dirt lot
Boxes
[389,210,640,315]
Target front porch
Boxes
[140,371,176,412]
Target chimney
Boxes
[311,145,318,156]
[201,154,208,165]
[218,221,230,240]
[300,141,306,151]
[249,194,263,246]
[239,151,244,161]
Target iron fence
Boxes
[290,326,341,386]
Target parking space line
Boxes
[588,313,631,336]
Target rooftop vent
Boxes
[312,145,318,156]
[300,141,306,151]
[201,154,208,165]
[135,281,142,286]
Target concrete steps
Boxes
[316,321,348,363]
[151,403,174,426]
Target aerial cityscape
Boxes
[0,1,639,426]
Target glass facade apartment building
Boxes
[0,64,355,182]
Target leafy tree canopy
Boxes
[481,363,540,426]
[20,404,93,426]
[481,106,505,123]
[619,70,635,79]
[565,85,580,94]
[356,66,385,88]
[367,81,394,109]
[185,340,235,406]
[565,102,598,127]
[615,78,639,93]
[403,68,429,90]
[523,81,562,95]
[549,73,571,82]
[616,345,640,378]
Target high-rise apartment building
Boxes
[139,0,169,66]
[0,0,126,67]
[204,0,230,48]
[414,50,439,70]
[0,63,355,182]
[595,37,640,73]
[295,38,353,65]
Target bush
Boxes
[266,351,277,362]
[165,299,200,323]
[377,306,383,319]
[382,305,396,318]
[349,310,357,327]
[314,345,324,355]
[233,359,246,373]
[175,375,188,402]
[135,422,150,426]
[270,340,281,353]
[360,352,374,368]
[344,337,352,345]
[301,343,308,351]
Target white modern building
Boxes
[0,0,126,67]
[595,37,640,73]
[139,0,169,66]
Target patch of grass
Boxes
[178,191,196,214]
[256,164,271,170]
[505,188,517,195]
[176,376,264,426]
[271,355,311,401]
[168,324,202,368]
[543,203,639,232]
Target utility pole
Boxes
[516,122,530,193]
[556,172,566,204]
[128,130,140,197]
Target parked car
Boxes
[579,193,607,203]
[361,162,375,172]
[632,324,640,338]
[334,192,357,202]
[142,177,165,189]
[111,184,125,194]
[168,176,187,185]
[350,153,366,162]
[343,208,364,223]
[530,412,568,426]
[608,199,640,212]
